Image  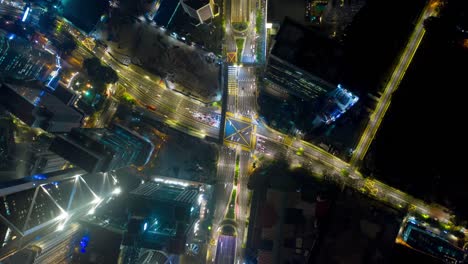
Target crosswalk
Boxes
[237,77,256,82]
[228,66,238,95]
[227,66,238,112]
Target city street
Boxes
[0,0,462,262]
[207,147,236,263]
[235,150,251,263]
[231,0,249,23]
[77,42,222,138]
[350,2,438,167]
[214,235,236,264]
[236,66,257,116]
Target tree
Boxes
[83,58,101,75]
[83,58,119,84]
[57,33,77,56]
[103,66,119,84]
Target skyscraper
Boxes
[49,124,154,173]
[0,31,56,82]
[23,143,69,175]
[0,170,115,260]
[264,18,358,124]
[122,181,200,258]
[181,0,215,25]
[0,83,84,133]
[265,18,343,102]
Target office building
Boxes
[49,124,154,173]
[265,18,358,124]
[21,143,69,175]
[316,85,359,124]
[265,18,343,101]
[0,83,84,133]
[397,219,466,264]
[181,0,215,25]
[0,169,116,259]
[265,55,337,101]
[124,181,200,255]
[0,113,15,164]
[0,31,55,82]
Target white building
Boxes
[180,0,215,25]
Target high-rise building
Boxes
[181,0,215,25]
[21,143,69,175]
[0,83,84,133]
[316,85,359,124]
[123,181,200,257]
[265,55,337,101]
[264,18,358,124]
[397,218,466,264]
[265,18,343,102]
[49,124,154,173]
[0,31,56,82]
[0,113,15,165]
[0,170,115,260]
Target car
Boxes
[145,104,157,111]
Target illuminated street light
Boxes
[56,223,65,231]
[58,212,69,220]
[92,197,102,204]
[112,187,121,195]
[87,208,95,215]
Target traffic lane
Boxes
[126,83,220,137]
[215,235,236,264]
[93,43,219,118]
[235,151,251,263]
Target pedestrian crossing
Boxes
[238,77,256,82]
[227,66,238,96]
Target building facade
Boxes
[0,83,84,133]
[123,181,200,258]
[181,0,214,25]
[49,124,154,173]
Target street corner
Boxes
[224,115,255,150]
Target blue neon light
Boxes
[79,235,90,253]
[32,174,47,180]
[46,56,62,90]
[22,7,30,22]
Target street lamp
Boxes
[112,187,121,195]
